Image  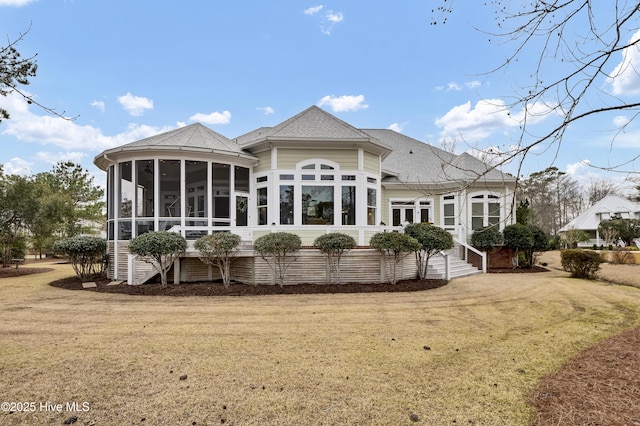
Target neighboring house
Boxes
[559,194,640,246]
[94,106,516,284]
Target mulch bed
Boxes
[488,265,548,273]
[0,266,54,277]
[47,276,449,296]
[531,326,640,425]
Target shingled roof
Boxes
[363,129,515,185]
[235,106,388,147]
[116,122,246,153]
[94,123,257,169]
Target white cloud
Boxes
[305,6,343,35]
[613,115,631,127]
[465,80,482,90]
[326,11,343,23]
[434,98,554,144]
[436,81,482,92]
[317,95,368,112]
[3,157,33,175]
[0,91,173,151]
[35,151,86,166]
[0,0,34,6]
[91,100,105,112]
[388,122,407,133]
[447,82,462,91]
[117,92,154,116]
[188,110,232,125]
[304,5,323,15]
[565,159,591,176]
[608,29,640,96]
[257,106,275,115]
[563,160,605,187]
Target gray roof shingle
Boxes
[120,122,247,154]
[363,129,514,185]
[236,106,382,145]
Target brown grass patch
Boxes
[1,261,640,425]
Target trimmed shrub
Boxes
[503,223,533,268]
[313,233,356,284]
[254,232,301,286]
[560,249,602,279]
[404,223,454,280]
[370,232,421,284]
[128,231,187,287]
[53,236,107,280]
[527,226,549,267]
[471,226,503,251]
[194,232,242,287]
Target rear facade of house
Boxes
[94,106,516,284]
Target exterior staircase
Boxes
[425,252,482,280]
[423,242,486,280]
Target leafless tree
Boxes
[585,178,622,205]
[517,167,584,235]
[431,1,640,176]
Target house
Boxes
[94,106,516,284]
[559,194,640,246]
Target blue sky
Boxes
[1,0,639,193]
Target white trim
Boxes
[296,158,341,171]
[180,159,186,228]
[388,197,434,226]
[271,147,277,170]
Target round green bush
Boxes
[560,249,602,279]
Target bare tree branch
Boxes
[1,24,76,122]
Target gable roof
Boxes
[363,129,515,186]
[94,123,257,169]
[559,194,640,232]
